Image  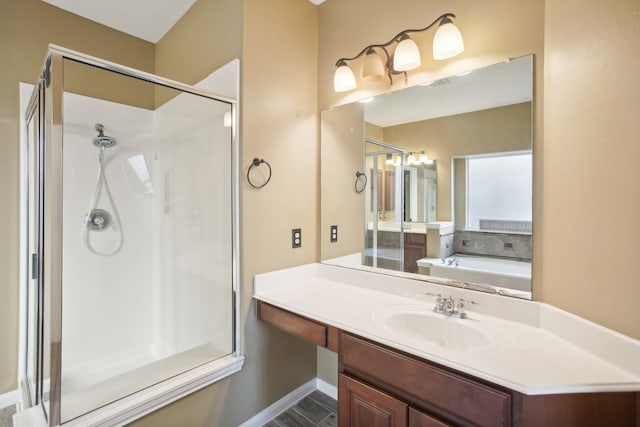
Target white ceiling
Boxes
[42,0,325,43]
[364,56,533,128]
[42,0,199,43]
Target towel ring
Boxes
[247,158,272,188]
[355,171,367,193]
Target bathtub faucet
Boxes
[447,257,459,266]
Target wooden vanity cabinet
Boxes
[404,232,427,273]
[340,333,509,427]
[340,373,454,427]
[257,301,640,427]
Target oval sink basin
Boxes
[373,305,492,351]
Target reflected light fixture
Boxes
[405,151,433,165]
[333,13,464,93]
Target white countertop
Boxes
[253,263,640,396]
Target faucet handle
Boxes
[456,298,477,319]
[424,292,443,313]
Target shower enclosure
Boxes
[17,46,242,426]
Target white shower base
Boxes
[61,344,229,423]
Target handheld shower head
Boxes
[93,123,117,148]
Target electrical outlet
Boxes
[330,225,338,242]
[292,228,302,248]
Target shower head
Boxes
[93,123,117,148]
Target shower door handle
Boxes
[31,253,39,280]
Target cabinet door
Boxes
[339,374,407,427]
[408,407,454,427]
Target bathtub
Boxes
[420,254,531,293]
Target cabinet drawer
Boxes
[257,301,327,347]
[340,333,511,427]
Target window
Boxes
[467,153,532,231]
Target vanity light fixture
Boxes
[385,154,394,165]
[333,13,464,93]
[405,151,433,165]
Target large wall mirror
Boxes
[321,55,533,299]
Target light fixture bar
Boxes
[333,13,463,92]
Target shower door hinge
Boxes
[31,253,38,280]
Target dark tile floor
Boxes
[264,390,337,427]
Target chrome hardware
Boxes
[84,208,112,231]
[426,292,475,319]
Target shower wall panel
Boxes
[61,92,156,392]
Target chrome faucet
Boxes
[447,257,459,266]
[428,293,471,319]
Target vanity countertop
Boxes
[253,263,640,396]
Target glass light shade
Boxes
[385,154,394,165]
[433,18,464,60]
[393,35,421,72]
[418,152,429,164]
[406,153,417,165]
[361,48,386,82]
[334,63,357,92]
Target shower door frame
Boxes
[19,76,47,416]
[364,138,405,272]
[28,45,243,427]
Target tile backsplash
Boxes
[453,230,531,261]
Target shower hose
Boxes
[84,146,123,256]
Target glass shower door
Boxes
[364,139,404,271]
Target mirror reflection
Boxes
[321,55,533,298]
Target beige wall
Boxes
[384,102,532,221]
[541,0,640,338]
[153,0,242,105]
[365,121,384,142]
[0,0,155,394]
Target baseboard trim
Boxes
[239,378,317,427]
[0,389,18,409]
[315,378,338,400]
